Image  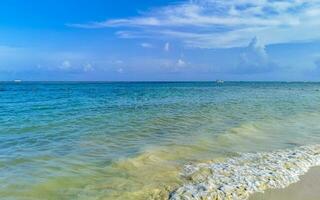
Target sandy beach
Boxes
[250,166,320,200]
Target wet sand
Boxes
[250,167,320,200]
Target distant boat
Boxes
[216,80,224,84]
[13,80,22,83]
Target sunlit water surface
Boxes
[1,82,320,199]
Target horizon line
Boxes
[1,80,320,83]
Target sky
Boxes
[1,0,320,81]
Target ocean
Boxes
[1,82,320,199]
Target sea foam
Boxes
[170,145,320,200]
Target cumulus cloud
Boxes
[160,58,188,72]
[70,0,320,48]
[232,37,278,74]
[83,63,94,72]
[177,59,186,67]
[58,60,96,72]
[59,60,72,70]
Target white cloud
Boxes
[59,60,95,72]
[233,37,278,74]
[70,0,320,48]
[83,63,94,72]
[164,42,170,51]
[59,60,71,70]
[140,42,153,48]
[177,59,186,67]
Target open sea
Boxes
[1,82,320,200]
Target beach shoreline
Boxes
[250,166,320,200]
[170,145,320,200]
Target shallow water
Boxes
[1,82,320,199]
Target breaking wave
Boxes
[170,145,320,200]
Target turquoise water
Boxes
[1,82,320,199]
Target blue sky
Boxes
[1,0,320,81]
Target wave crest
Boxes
[170,145,320,200]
